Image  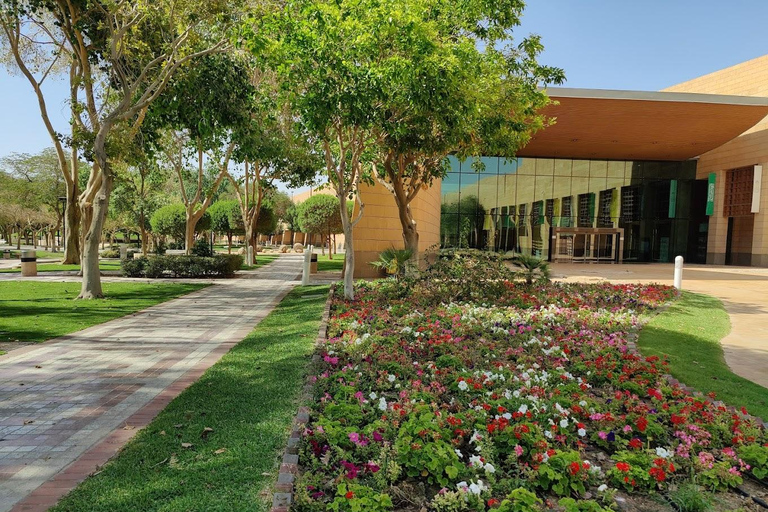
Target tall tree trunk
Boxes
[185,213,197,255]
[227,233,232,254]
[63,175,81,264]
[244,222,254,265]
[341,218,355,299]
[79,171,112,299]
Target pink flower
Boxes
[348,432,368,447]
[514,445,524,457]
[598,431,608,440]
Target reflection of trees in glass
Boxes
[440,195,485,249]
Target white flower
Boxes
[598,484,608,492]
[502,413,512,420]
[579,400,588,407]
[656,447,672,459]
[469,455,483,467]
[454,449,463,459]
[578,428,587,437]
[458,381,469,391]
[378,397,387,411]
[457,481,468,492]
[560,419,569,428]
[484,463,496,474]
[369,392,377,400]
[387,374,396,383]
[544,430,553,439]
[468,480,487,495]
[518,404,528,414]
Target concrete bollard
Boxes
[21,249,37,277]
[673,255,684,291]
[302,245,313,286]
[119,244,128,260]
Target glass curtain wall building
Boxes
[441,156,709,263]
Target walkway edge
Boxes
[9,285,297,512]
[271,285,334,512]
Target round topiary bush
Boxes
[293,243,304,253]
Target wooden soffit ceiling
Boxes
[517,88,768,161]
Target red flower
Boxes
[628,438,642,449]
[569,462,580,475]
[636,417,648,432]
[345,491,355,499]
[670,414,686,425]
[616,462,631,472]
[488,498,500,507]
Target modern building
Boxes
[351,55,768,276]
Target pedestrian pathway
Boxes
[0,255,302,512]
[553,262,768,389]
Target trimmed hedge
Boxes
[121,254,244,278]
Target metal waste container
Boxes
[21,249,37,277]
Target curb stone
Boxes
[271,285,334,512]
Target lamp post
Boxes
[58,196,67,253]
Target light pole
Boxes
[58,196,67,253]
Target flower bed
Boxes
[294,270,768,511]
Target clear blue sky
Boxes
[2,0,767,164]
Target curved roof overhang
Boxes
[517,88,768,161]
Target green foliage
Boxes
[191,238,214,257]
[697,460,743,491]
[507,253,551,285]
[738,444,768,479]
[557,498,613,512]
[667,483,714,512]
[208,200,242,236]
[149,203,210,240]
[496,488,543,512]
[123,255,243,278]
[534,451,594,497]
[327,483,393,512]
[394,409,464,487]
[369,247,413,278]
[297,195,343,237]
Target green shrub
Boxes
[191,238,214,257]
[120,254,243,278]
[121,257,147,277]
[100,248,120,258]
[369,247,413,278]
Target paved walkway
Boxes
[0,255,302,512]
[552,263,768,389]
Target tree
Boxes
[226,67,320,265]
[153,53,254,254]
[208,199,242,253]
[150,203,210,244]
[3,0,238,298]
[266,0,383,299]
[111,161,167,255]
[297,195,344,259]
[360,0,564,263]
[0,5,82,263]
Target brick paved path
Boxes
[0,255,301,511]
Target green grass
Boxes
[316,253,344,272]
[638,291,768,420]
[239,254,279,270]
[0,281,207,345]
[0,249,64,259]
[51,285,330,512]
[0,260,123,273]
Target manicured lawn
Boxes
[0,282,207,346]
[0,249,63,259]
[638,290,768,420]
[0,260,123,273]
[316,253,343,272]
[51,285,329,512]
[240,253,279,270]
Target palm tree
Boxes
[370,247,414,278]
[509,253,550,285]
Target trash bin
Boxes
[2,250,9,259]
[21,249,37,277]
[310,253,318,274]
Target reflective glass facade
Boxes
[441,156,710,263]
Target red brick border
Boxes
[9,285,297,512]
[271,287,334,512]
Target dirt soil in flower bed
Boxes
[293,257,768,512]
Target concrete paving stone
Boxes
[0,255,303,512]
